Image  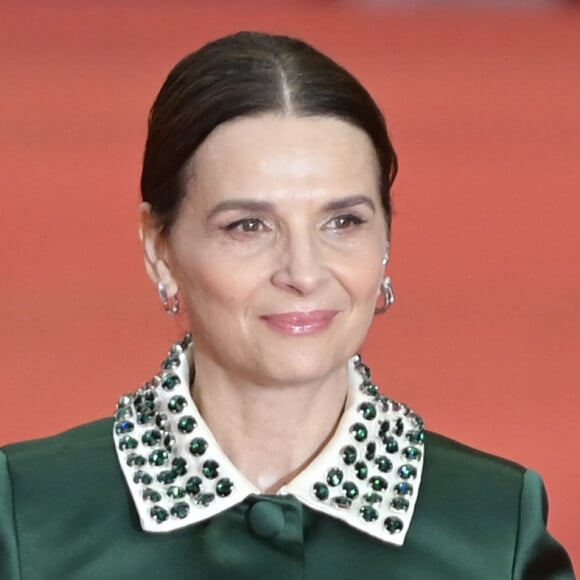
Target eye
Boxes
[327,214,367,230]
[225,217,268,233]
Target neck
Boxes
[190,352,349,493]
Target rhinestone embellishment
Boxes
[327,468,343,487]
[113,336,424,546]
[113,334,246,529]
[313,482,330,500]
[150,505,169,523]
[115,421,134,435]
[307,353,425,544]
[186,476,202,496]
[189,438,208,456]
[216,478,234,497]
[178,416,197,434]
[202,460,220,479]
[360,504,379,522]
[385,516,404,534]
[341,445,357,465]
[170,502,190,519]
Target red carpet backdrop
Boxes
[1,0,579,567]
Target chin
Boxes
[257,346,352,387]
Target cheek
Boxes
[185,265,233,306]
[174,250,259,313]
[341,261,384,304]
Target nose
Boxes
[271,230,329,296]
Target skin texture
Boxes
[141,114,388,491]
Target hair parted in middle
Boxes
[141,31,398,237]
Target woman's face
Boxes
[159,114,387,387]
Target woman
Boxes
[0,32,574,579]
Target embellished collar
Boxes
[113,336,425,547]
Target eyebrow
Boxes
[207,194,376,219]
[324,195,376,213]
[207,199,273,219]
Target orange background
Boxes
[1,0,578,568]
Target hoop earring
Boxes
[157,282,180,316]
[375,276,395,314]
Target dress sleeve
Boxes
[512,469,575,580]
[0,450,21,580]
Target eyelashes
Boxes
[224,217,269,233]
[223,213,368,234]
[327,214,368,229]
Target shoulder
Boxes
[409,431,526,562]
[418,432,575,578]
[2,418,114,475]
[3,418,113,457]
[1,418,121,518]
[425,429,524,479]
[1,418,133,541]
[1,419,151,579]
[419,430,525,519]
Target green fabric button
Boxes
[247,500,285,538]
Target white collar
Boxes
[113,336,425,547]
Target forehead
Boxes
[184,114,380,206]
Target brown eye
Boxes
[329,214,365,230]
[241,218,262,232]
[225,218,267,233]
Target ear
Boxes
[382,241,391,266]
[139,203,179,297]
[377,243,391,296]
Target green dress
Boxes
[0,340,574,579]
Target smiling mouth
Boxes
[260,310,339,336]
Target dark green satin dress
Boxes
[0,419,574,579]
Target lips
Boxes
[260,310,339,335]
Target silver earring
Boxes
[157,282,180,316]
[375,276,395,314]
[382,244,391,266]
[376,253,394,314]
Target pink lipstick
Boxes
[261,310,338,335]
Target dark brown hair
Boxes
[141,31,397,235]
